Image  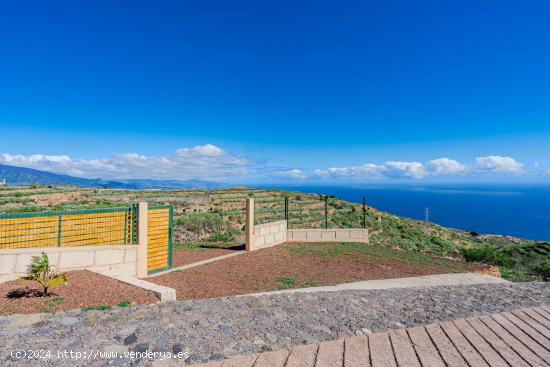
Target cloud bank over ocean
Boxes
[1,145,544,183]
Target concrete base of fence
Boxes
[287,228,369,243]
[0,245,137,284]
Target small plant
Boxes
[81,305,112,311]
[274,277,296,289]
[117,300,131,308]
[23,252,68,297]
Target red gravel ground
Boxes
[0,270,159,315]
[171,243,243,267]
[151,242,490,300]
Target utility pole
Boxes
[425,207,430,222]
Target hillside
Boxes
[0,164,225,189]
[0,184,548,281]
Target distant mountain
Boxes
[0,164,227,189]
[114,179,226,190]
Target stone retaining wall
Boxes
[0,244,137,283]
[287,228,369,243]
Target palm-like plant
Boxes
[22,252,68,296]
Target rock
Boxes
[123,333,138,345]
[172,343,183,354]
[132,343,149,353]
[264,332,277,343]
[186,354,203,364]
[59,316,80,327]
[218,324,235,337]
[209,353,225,361]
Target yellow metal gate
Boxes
[147,205,173,274]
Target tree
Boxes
[22,252,68,296]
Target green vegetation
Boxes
[274,277,296,289]
[81,305,112,311]
[23,252,68,296]
[116,300,131,307]
[175,212,224,233]
[206,232,235,242]
[460,242,550,281]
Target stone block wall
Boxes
[0,245,137,283]
[250,220,287,250]
[287,228,369,243]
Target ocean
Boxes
[260,184,550,241]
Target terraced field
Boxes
[0,185,548,281]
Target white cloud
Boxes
[475,156,524,174]
[0,144,249,181]
[176,144,223,157]
[315,161,426,180]
[275,169,309,179]
[1,149,531,182]
[426,158,468,175]
[283,156,526,181]
[383,161,426,179]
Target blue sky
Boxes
[1,1,549,183]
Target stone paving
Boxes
[0,282,548,366]
[195,306,550,367]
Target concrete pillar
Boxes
[245,198,254,251]
[136,202,148,278]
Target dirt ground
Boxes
[171,243,243,267]
[152,242,489,300]
[0,270,159,315]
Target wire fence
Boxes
[0,206,136,250]
[254,194,368,229]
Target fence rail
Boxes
[0,206,136,250]
[254,195,368,229]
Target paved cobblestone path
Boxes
[195,306,550,367]
[0,282,548,366]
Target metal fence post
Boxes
[284,196,289,229]
[57,214,62,247]
[324,195,328,229]
[245,198,254,251]
[362,196,366,229]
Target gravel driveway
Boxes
[0,282,548,366]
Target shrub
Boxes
[207,232,235,242]
[22,252,68,296]
[176,212,224,234]
[460,245,514,267]
[534,260,550,281]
